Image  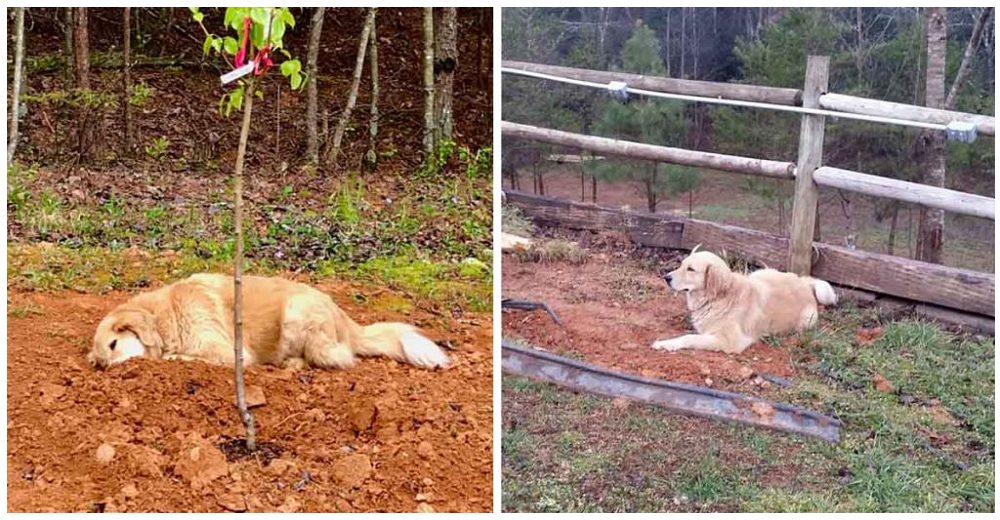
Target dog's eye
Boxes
[687,266,695,272]
[109,339,117,351]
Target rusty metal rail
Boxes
[502,341,843,442]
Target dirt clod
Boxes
[332,453,373,489]
[349,402,378,433]
[121,483,139,499]
[417,441,435,459]
[174,436,229,490]
[95,443,116,465]
[242,385,267,408]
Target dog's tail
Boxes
[810,279,838,306]
[355,322,451,369]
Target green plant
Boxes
[144,136,170,159]
[128,82,155,106]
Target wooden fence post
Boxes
[787,55,830,274]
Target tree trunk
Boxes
[592,175,597,203]
[945,7,993,109]
[366,8,380,168]
[74,8,94,160]
[158,8,175,57]
[63,8,74,85]
[915,7,947,264]
[73,8,90,89]
[233,79,258,452]
[887,201,900,255]
[305,7,325,164]
[434,7,457,141]
[326,8,375,167]
[122,7,133,153]
[7,7,26,166]
[422,8,436,155]
[680,8,686,78]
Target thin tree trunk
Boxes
[916,7,947,264]
[7,7,26,166]
[233,78,258,452]
[74,8,93,160]
[680,8,686,78]
[74,8,90,89]
[63,8,74,85]
[422,8,436,155]
[434,7,457,141]
[122,7,133,153]
[326,8,375,166]
[945,7,993,109]
[887,201,900,255]
[158,8,175,57]
[366,8,380,168]
[305,7,325,164]
[592,175,597,203]
[692,8,699,79]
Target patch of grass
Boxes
[513,239,588,265]
[502,204,535,237]
[694,203,752,222]
[7,243,490,313]
[502,305,995,512]
[606,264,658,303]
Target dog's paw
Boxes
[651,340,683,352]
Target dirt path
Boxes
[502,246,798,394]
[6,283,492,512]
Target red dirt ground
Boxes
[6,283,492,513]
[502,241,798,394]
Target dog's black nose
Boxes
[664,273,673,283]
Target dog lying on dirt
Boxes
[89,274,450,370]
[651,249,837,354]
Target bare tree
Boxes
[434,8,457,141]
[422,7,436,154]
[63,8,74,84]
[326,8,375,166]
[305,7,326,164]
[7,7,26,166]
[122,7,133,152]
[945,7,993,108]
[365,9,380,168]
[915,7,947,264]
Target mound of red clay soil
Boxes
[502,249,797,394]
[7,282,492,512]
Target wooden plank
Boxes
[788,56,830,275]
[820,92,995,137]
[838,287,994,335]
[814,166,995,220]
[505,190,995,317]
[503,60,803,106]
[505,191,685,249]
[502,121,795,179]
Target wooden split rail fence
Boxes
[502,57,995,319]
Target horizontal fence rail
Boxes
[814,167,995,220]
[502,121,796,179]
[820,93,995,137]
[503,61,996,138]
[505,191,995,318]
[503,60,803,106]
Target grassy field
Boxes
[502,303,994,512]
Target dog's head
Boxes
[664,250,732,294]
[89,307,163,369]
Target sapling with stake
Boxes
[190,6,304,451]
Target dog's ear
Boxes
[112,309,163,357]
[704,264,727,296]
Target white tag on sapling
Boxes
[220,63,254,85]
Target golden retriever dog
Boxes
[651,249,837,354]
[89,274,450,370]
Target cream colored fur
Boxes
[89,274,450,370]
[651,251,836,354]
